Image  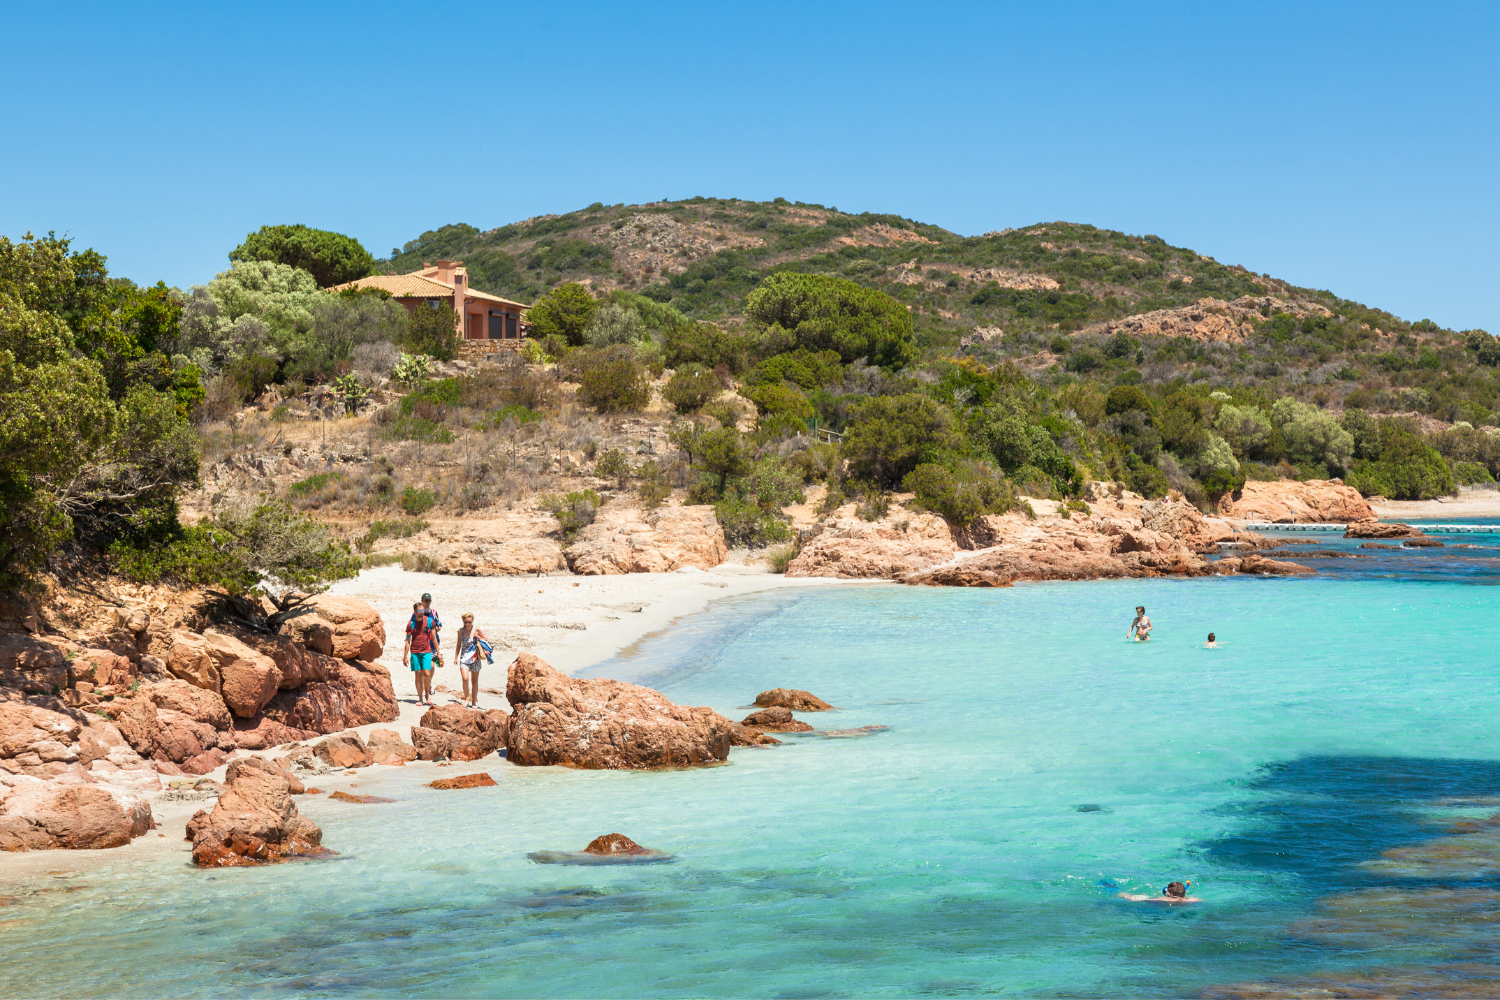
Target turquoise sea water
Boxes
[4,533,1500,997]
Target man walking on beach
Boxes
[421,592,443,670]
[404,601,438,706]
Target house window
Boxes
[489,311,505,339]
[506,315,517,338]
[425,298,441,309]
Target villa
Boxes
[333,260,529,343]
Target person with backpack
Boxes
[453,613,494,708]
[404,601,438,706]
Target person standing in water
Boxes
[1127,606,1153,641]
[453,613,492,708]
[1205,633,1218,648]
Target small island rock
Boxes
[754,688,835,712]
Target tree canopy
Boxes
[745,272,916,370]
[230,224,377,288]
[526,282,599,347]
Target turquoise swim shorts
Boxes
[409,652,434,671]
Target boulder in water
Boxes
[188,756,328,866]
[428,772,497,789]
[753,688,835,712]
[506,653,736,769]
[528,832,672,865]
[740,706,814,733]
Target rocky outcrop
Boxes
[416,705,510,760]
[302,595,385,662]
[367,728,418,763]
[1212,554,1316,576]
[366,513,566,576]
[187,755,326,867]
[1345,521,1420,539]
[0,635,71,694]
[230,714,319,751]
[0,700,158,851]
[145,678,234,730]
[754,689,835,712]
[260,659,398,734]
[1218,479,1376,523]
[0,782,153,851]
[564,502,728,575]
[741,707,813,733]
[167,629,282,717]
[787,502,957,580]
[506,652,736,769]
[312,732,372,769]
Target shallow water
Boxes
[4,570,1500,998]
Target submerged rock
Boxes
[428,772,497,789]
[753,689,835,712]
[328,791,394,803]
[740,706,813,733]
[816,726,892,739]
[506,653,737,769]
[1345,520,1421,539]
[528,832,672,865]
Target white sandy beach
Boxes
[0,565,853,882]
[1371,486,1500,520]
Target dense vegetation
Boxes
[0,231,364,596]
[4,193,1497,581]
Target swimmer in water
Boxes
[1127,606,1152,641]
[1119,881,1200,904]
[1205,632,1218,648]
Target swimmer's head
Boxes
[1163,881,1188,898]
[1136,606,1146,614]
[1207,633,1216,642]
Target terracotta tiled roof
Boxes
[330,273,529,309]
[332,273,455,298]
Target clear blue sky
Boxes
[4,1,1495,331]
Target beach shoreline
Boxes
[1371,487,1500,521]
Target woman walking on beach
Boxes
[454,613,492,709]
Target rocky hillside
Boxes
[385,198,1497,419]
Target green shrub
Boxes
[1105,385,1154,417]
[404,302,460,361]
[1125,454,1170,499]
[662,363,720,413]
[1453,461,1494,485]
[856,492,891,522]
[1012,464,1056,498]
[110,524,257,593]
[594,449,631,487]
[766,543,798,573]
[288,472,341,496]
[714,497,792,547]
[526,283,598,347]
[538,489,602,540]
[741,382,813,419]
[390,352,432,383]
[746,349,844,390]
[842,394,963,488]
[662,321,764,374]
[1049,335,1071,354]
[401,551,440,573]
[399,377,460,415]
[223,354,278,403]
[356,517,428,552]
[577,358,649,412]
[636,461,672,508]
[230,224,376,287]
[903,463,1017,526]
[1062,498,1091,516]
[1200,467,1246,500]
[1065,349,1102,373]
[485,403,544,428]
[399,487,436,515]
[383,416,454,444]
[744,271,916,369]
